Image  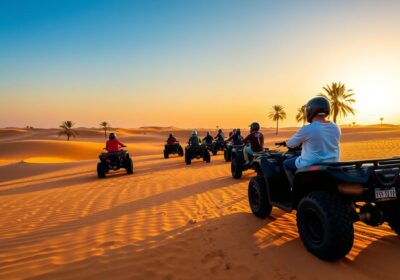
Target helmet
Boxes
[306,97,331,123]
[218,129,222,133]
[169,133,173,137]
[249,122,260,131]
[206,131,210,136]
[236,128,241,135]
[109,133,116,140]
[192,130,198,136]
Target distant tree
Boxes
[352,121,356,127]
[268,105,287,136]
[100,121,111,139]
[380,117,384,127]
[296,105,307,126]
[58,121,77,141]
[319,82,356,123]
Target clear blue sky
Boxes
[1,0,400,128]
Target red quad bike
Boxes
[248,141,400,260]
[97,148,133,178]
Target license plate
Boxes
[375,187,397,201]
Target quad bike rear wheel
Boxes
[386,201,400,236]
[248,176,272,218]
[297,191,355,260]
[185,150,192,165]
[97,162,106,178]
[231,157,243,179]
[224,149,231,162]
[203,151,211,163]
[125,157,133,174]
[212,145,217,156]
[178,146,184,157]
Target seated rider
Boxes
[214,129,225,143]
[227,128,243,145]
[188,130,201,147]
[106,133,126,152]
[228,129,237,138]
[166,133,177,145]
[283,97,341,185]
[243,123,264,164]
[202,132,214,145]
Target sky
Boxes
[1,0,400,128]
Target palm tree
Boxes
[268,105,287,135]
[380,117,384,127]
[352,121,356,127]
[100,121,111,139]
[319,82,356,123]
[58,121,77,141]
[296,105,307,126]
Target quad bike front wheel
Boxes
[224,149,231,162]
[296,191,355,260]
[178,146,184,157]
[97,162,106,178]
[231,157,243,179]
[164,149,169,159]
[248,176,272,218]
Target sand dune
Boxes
[1,127,400,279]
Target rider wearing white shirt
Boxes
[284,97,341,184]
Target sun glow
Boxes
[343,60,400,125]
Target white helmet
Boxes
[192,130,198,136]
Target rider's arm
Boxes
[286,126,307,148]
[118,140,126,147]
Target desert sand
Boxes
[1,126,400,280]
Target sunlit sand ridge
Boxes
[0,127,400,280]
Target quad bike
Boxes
[97,148,133,178]
[211,140,226,155]
[230,144,267,179]
[248,141,400,260]
[185,144,211,165]
[164,142,184,159]
[224,142,233,162]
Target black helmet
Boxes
[249,122,260,131]
[218,129,222,133]
[236,128,241,135]
[109,133,116,140]
[169,133,173,137]
[206,131,210,136]
[306,97,331,123]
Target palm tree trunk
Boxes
[67,134,70,141]
[276,120,279,136]
[104,128,107,139]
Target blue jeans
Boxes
[283,156,298,186]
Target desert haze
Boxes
[0,126,400,279]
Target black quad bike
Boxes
[211,140,226,155]
[248,142,400,260]
[185,144,211,165]
[164,142,184,159]
[230,144,267,179]
[224,142,233,162]
[97,149,134,178]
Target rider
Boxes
[166,133,177,145]
[214,129,225,147]
[227,128,243,145]
[106,133,126,152]
[188,130,201,147]
[228,128,237,138]
[202,131,214,145]
[283,96,341,185]
[243,123,264,164]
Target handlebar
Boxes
[275,141,287,147]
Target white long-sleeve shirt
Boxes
[286,121,341,168]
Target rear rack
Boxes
[317,157,400,168]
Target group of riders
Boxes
[105,96,340,180]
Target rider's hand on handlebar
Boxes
[275,141,287,147]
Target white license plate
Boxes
[375,187,397,201]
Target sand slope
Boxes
[1,127,400,279]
